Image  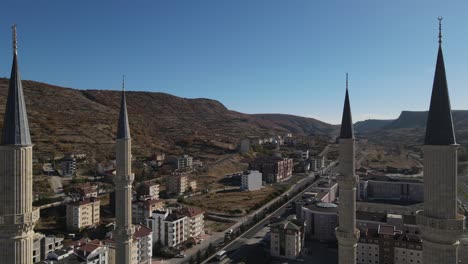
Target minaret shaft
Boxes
[0,26,38,264]
[335,75,359,264]
[0,146,39,264]
[416,18,465,264]
[114,86,134,264]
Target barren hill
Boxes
[0,78,334,159]
[355,110,468,146]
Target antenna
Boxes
[12,24,17,55]
[438,17,443,45]
[346,73,349,90]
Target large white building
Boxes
[146,209,188,247]
[240,170,262,191]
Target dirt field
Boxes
[184,186,279,214]
[204,220,234,234]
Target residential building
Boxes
[146,209,188,247]
[66,198,100,231]
[171,155,193,170]
[189,180,197,192]
[61,156,77,177]
[311,156,325,171]
[45,241,109,264]
[72,182,98,200]
[33,233,64,263]
[294,149,309,160]
[132,225,153,264]
[150,153,165,167]
[178,207,205,239]
[270,215,305,259]
[249,157,293,183]
[357,225,422,264]
[166,172,188,195]
[240,170,262,191]
[132,199,164,224]
[136,180,159,200]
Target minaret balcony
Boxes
[335,227,360,244]
[0,207,40,225]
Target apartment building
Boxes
[66,198,100,231]
[178,207,205,239]
[166,172,188,195]
[33,233,64,263]
[270,215,305,259]
[132,198,164,224]
[357,225,422,264]
[61,156,77,177]
[249,157,293,183]
[240,170,262,191]
[136,180,159,200]
[146,209,188,247]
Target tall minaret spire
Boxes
[114,76,134,264]
[2,24,31,145]
[416,18,465,264]
[0,25,39,264]
[335,73,359,264]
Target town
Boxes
[1,2,468,264]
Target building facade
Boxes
[66,198,100,231]
[240,170,262,191]
[270,216,305,259]
[132,198,164,224]
[249,157,293,183]
[166,172,188,195]
[146,210,188,247]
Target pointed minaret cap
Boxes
[424,17,456,145]
[117,75,131,139]
[1,25,32,146]
[340,73,354,139]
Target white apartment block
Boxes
[179,207,205,238]
[66,198,100,231]
[146,210,188,247]
[240,170,262,191]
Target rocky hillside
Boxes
[0,78,335,160]
[355,110,468,146]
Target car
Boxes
[175,254,186,258]
[296,258,305,262]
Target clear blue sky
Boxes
[1,0,467,124]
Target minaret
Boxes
[335,73,359,264]
[416,17,465,264]
[0,25,39,264]
[114,76,134,264]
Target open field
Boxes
[204,220,234,234]
[183,185,282,214]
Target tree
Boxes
[189,256,195,264]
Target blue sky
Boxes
[0,0,467,124]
